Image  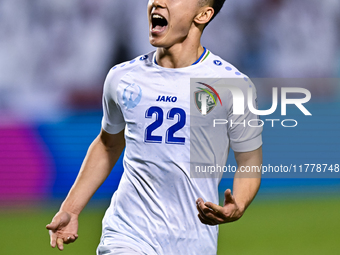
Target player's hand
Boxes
[46,211,79,251]
[196,189,244,225]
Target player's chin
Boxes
[148,31,169,46]
[149,37,165,48]
[148,37,158,47]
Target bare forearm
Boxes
[196,146,262,225]
[233,146,262,212]
[232,177,261,212]
[60,130,125,215]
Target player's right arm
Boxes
[46,128,125,251]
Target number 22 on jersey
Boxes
[144,106,186,145]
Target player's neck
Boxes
[155,39,204,69]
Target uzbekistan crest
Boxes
[194,82,222,116]
[122,83,142,109]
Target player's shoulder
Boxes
[203,50,250,80]
[202,50,255,92]
[105,51,155,85]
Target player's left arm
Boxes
[196,146,262,225]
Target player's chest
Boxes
[117,73,191,115]
[116,75,191,144]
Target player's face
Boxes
[147,0,202,48]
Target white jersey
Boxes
[99,49,262,255]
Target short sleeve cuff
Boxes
[101,118,126,134]
[230,135,263,153]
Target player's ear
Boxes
[194,6,214,26]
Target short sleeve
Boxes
[227,80,263,152]
[101,69,126,134]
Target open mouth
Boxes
[151,14,168,32]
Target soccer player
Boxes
[46,0,263,254]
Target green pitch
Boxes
[0,197,339,255]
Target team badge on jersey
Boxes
[122,83,142,109]
[194,82,222,116]
[194,90,217,115]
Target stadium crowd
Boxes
[0,0,339,121]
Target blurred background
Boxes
[0,0,339,254]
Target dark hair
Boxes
[211,0,226,22]
[200,0,226,26]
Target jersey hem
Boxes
[101,118,125,134]
[230,135,263,152]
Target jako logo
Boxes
[194,82,222,116]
